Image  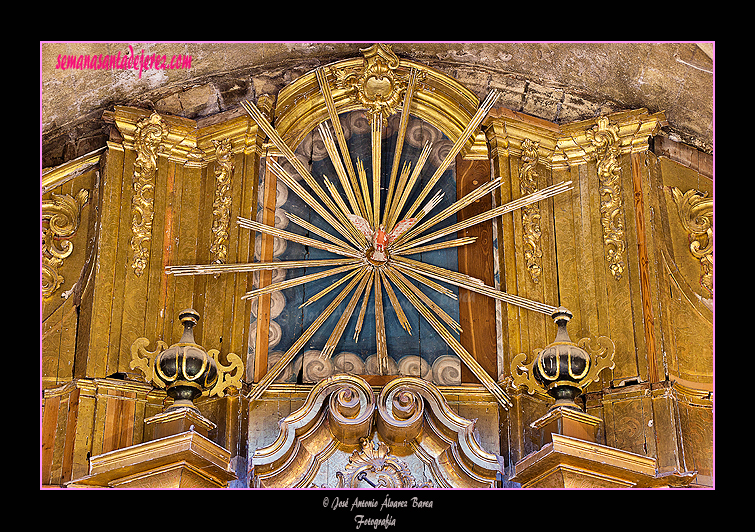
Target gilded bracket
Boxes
[670,186,713,297]
[42,189,90,299]
[252,374,500,488]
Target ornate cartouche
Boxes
[532,307,591,411]
[154,309,218,412]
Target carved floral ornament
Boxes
[670,186,713,297]
[251,374,501,488]
[42,189,90,299]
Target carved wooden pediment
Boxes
[251,374,501,488]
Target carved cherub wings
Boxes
[347,214,417,245]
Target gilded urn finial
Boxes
[511,307,616,412]
[154,309,218,412]
[532,307,590,411]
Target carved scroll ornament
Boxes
[210,138,235,266]
[130,112,168,277]
[670,187,713,297]
[252,374,501,488]
[587,117,626,281]
[42,189,89,299]
[519,138,543,283]
[332,44,412,120]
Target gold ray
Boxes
[393,180,573,254]
[356,158,374,228]
[315,68,367,218]
[165,257,357,277]
[372,113,382,228]
[386,161,412,230]
[248,268,366,403]
[242,262,362,301]
[266,158,362,249]
[402,89,501,222]
[317,122,363,218]
[383,68,419,228]
[386,262,512,408]
[391,176,503,249]
[379,268,411,334]
[281,210,354,252]
[393,256,557,315]
[393,263,458,300]
[323,177,370,247]
[236,217,360,259]
[320,269,372,360]
[353,269,375,341]
[385,141,432,233]
[373,271,389,375]
[396,236,477,256]
[241,100,361,247]
[383,266,461,334]
[299,266,363,309]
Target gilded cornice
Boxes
[554,108,667,168]
[107,106,265,165]
[42,147,105,193]
[484,107,666,169]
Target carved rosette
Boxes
[42,189,89,299]
[519,138,543,283]
[587,117,626,281]
[670,187,713,296]
[210,138,234,266]
[130,112,168,277]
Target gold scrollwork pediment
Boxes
[251,374,501,488]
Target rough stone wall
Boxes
[41,42,713,169]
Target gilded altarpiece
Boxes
[42,44,712,488]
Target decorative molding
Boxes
[130,112,168,277]
[251,374,500,488]
[587,117,626,281]
[42,189,90,299]
[670,187,713,297]
[519,138,543,283]
[210,138,235,266]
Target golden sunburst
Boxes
[166,68,572,408]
